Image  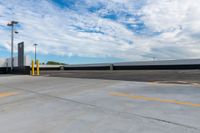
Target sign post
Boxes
[18,42,24,68]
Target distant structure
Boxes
[64,59,200,70]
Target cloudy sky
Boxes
[0,0,200,64]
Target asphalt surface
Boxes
[41,70,200,84]
[0,75,200,132]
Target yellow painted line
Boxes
[110,92,200,107]
[0,92,18,98]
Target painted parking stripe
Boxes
[0,92,18,98]
[110,92,200,107]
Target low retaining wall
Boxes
[64,61,200,70]
[0,67,7,74]
[37,65,63,71]
[113,64,200,70]
[0,66,30,75]
[39,67,62,71]
[64,64,200,71]
[64,66,110,70]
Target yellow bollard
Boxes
[32,60,35,76]
[36,60,40,76]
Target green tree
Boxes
[46,61,66,65]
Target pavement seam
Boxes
[0,96,39,107]
[0,84,96,107]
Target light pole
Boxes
[33,44,38,64]
[7,21,18,71]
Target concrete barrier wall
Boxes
[32,65,63,71]
[64,59,200,70]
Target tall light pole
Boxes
[7,21,18,71]
[33,44,38,64]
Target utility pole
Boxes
[7,21,18,71]
[34,44,38,64]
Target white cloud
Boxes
[139,0,200,59]
[0,0,200,62]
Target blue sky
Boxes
[0,0,200,64]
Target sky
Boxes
[0,0,200,64]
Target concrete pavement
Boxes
[0,75,200,133]
[41,70,200,84]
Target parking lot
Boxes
[41,70,200,84]
[0,75,200,132]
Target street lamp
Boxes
[33,44,38,64]
[7,21,18,71]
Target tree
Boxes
[46,61,66,65]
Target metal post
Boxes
[7,21,18,71]
[11,24,14,70]
[32,60,35,76]
[36,60,40,76]
[34,44,38,65]
[35,45,36,64]
[110,64,113,71]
